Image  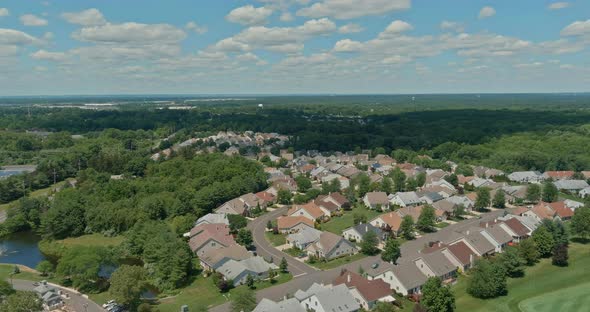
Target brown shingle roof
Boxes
[448,241,478,266]
[277,216,314,230]
[374,212,403,232]
[503,218,529,237]
[288,202,325,220]
[188,224,235,252]
[333,270,391,302]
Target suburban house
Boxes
[581,187,590,198]
[363,191,390,210]
[447,241,478,271]
[478,223,513,253]
[370,212,403,236]
[255,191,276,206]
[333,270,395,310]
[543,171,575,180]
[253,298,306,312]
[389,191,422,207]
[342,223,387,244]
[553,180,590,194]
[497,217,531,242]
[461,230,496,256]
[507,171,544,183]
[288,202,326,222]
[199,244,252,271]
[525,201,574,222]
[216,256,279,287]
[383,262,428,296]
[446,195,474,210]
[287,225,323,250]
[277,216,315,233]
[414,251,458,283]
[418,192,445,205]
[194,213,229,227]
[188,224,236,256]
[294,283,360,312]
[215,193,266,216]
[317,192,350,210]
[305,231,357,260]
[34,281,64,311]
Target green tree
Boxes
[56,246,113,292]
[542,182,558,203]
[416,172,427,187]
[0,291,43,312]
[381,239,401,264]
[280,257,288,273]
[421,277,456,312]
[453,204,466,218]
[353,211,367,225]
[268,269,277,284]
[228,214,248,234]
[277,189,292,204]
[266,220,273,230]
[0,280,15,297]
[246,274,255,289]
[400,215,415,240]
[492,190,506,208]
[381,177,393,194]
[295,175,312,193]
[474,187,491,211]
[373,302,396,312]
[571,207,590,239]
[360,230,380,255]
[532,226,555,258]
[526,184,541,203]
[552,220,569,246]
[445,174,458,187]
[35,260,53,277]
[357,174,371,198]
[498,246,526,277]
[518,238,540,266]
[236,229,254,249]
[417,205,436,232]
[108,265,148,310]
[231,287,256,312]
[552,244,568,267]
[467,259,507,299]
[391,168,407,192]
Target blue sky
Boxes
[0,0,589,95]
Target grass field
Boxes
[320,205,381,235]
[454,242,590,312]
[0,264,44,282]
[57,234,124,248]
[264,232,286,246]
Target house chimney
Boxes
[466,230,470,235]
[366,225,368,232]
[438,242,441,247]
[469,253,474,265]
[347,273,351,283]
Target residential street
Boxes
[11,279,104,312]
[210,209,505,312]
[248,206,318,277]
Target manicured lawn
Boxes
[157,273,292,312]
[308,253,367,270]
[558,192,583,202]
[265,232,286,246]
[57,234,124,248]
[453,242,590,312]
[321,205,381,235]
[0,264,44,282]
[434,222,450,229]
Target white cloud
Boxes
[382,55,411,64]
[62,8,107,26]
[297,0,410,20]
[226,5,273,26]
[559,64,574,69]
[561,19,590,36]
[20,14,48,26]
[478,6,496,19]
[548,2,570,10]
[73,23,186,44]
[333,39,363,52]
[185,22,208,34]
[236,52,268,65]
[280,12,294,22]
[380,20,413,37]
[0,8,9,17]
[513,62,543,68]
[338,23,364,34]
[0,45,18,57]
[0,28,39,45]
[440,21,464,32]
[30,49,68,62]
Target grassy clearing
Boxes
[321,205,381,235]
[157,273,292,312]
[57,234,124,248]
[0,264,44,282]
[453,242,590,312]
[307,253,367,270]
[264,232,286,247]
[0,180,71,213]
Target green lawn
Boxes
[435,222,450,229]
[157,273,292,312]
[0,264,44,282]
[454,242,590,312]
[265,232,286,246]
[308,253,367,270]
[57,234,124,248]
[321,205,381,235]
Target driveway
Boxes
[248,206,318,277]
[210,210,505,312]
[10,279,104,312]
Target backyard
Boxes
[320,204,381,235]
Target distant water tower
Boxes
[258,103,264,108]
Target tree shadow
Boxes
[571,237,590,244]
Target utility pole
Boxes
[53,168,57,186]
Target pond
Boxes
[0,232,45,269]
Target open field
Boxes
[320,205,381,235]
[264,232,286,247]
[57,234,124,248]
[454,242,590,312]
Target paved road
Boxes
[210,210,505,312]
[248,206,318,277]
[11,279,104,312]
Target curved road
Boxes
[248,206,317,277]
[211,209,504,312]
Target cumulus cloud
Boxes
[73,23,186,44]
[561,19,590,36]
[62,8,107,26]
[185,21,208,34]
[0,8,9,17]
[338,23,364,34]
[20,14,48,26]
[0,28,39,45]
[513,62,543,68]
[30,49,68,62]
[297,0,410,20]
[548,2,570,10]
[478,6,496,19]
[333,39,363,52]
[226,5,273,26]
[280,12,294,22]
[380,20,413,37]
[440,21,464,32]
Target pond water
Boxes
[0,170,24,178]
[0,232,45,269]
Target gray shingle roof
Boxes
[391,262,428,290]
